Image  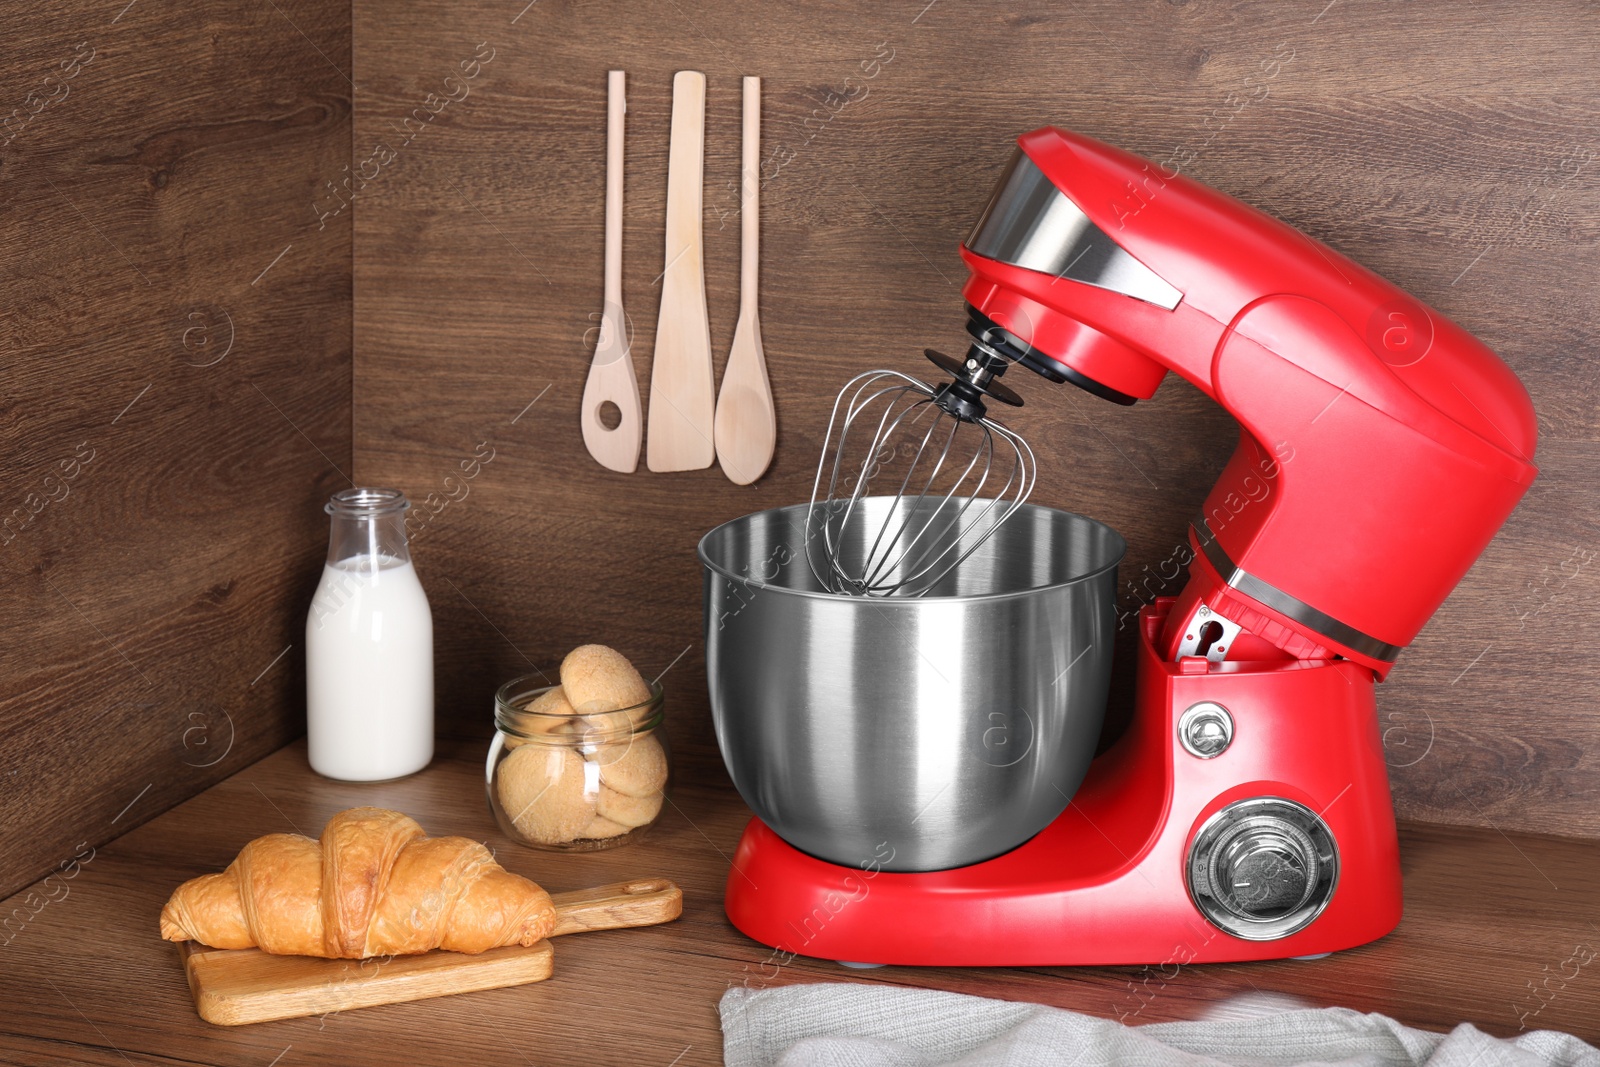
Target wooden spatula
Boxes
[581,70,642,473]
[646,70,716,472]
[178,878,683,1026]
[713,76,776,485]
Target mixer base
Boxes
[722,600,1403,967]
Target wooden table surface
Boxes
[3,738,1597,1065]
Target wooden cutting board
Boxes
[178,877,681,1025]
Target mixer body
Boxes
[714,127,1537,966]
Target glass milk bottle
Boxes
[305,488,434,780]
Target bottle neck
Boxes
[324,489,412,569]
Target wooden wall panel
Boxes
[352,0,1600,838]
[0,0,351,897]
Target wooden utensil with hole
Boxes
[581,70,642,473]
[177,877,682,1026]
[713,76,776,485]
[646,70,716,472]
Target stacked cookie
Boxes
[495,645,669,846]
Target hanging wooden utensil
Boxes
[581,70,642,473]
[713,75,775,485]
[646,70,716,472]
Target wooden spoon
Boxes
[713,76,776,485]
[646,70,716,472]
[179,878,683,1025]
[580,70,642,473]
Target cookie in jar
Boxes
[488,646,670,851]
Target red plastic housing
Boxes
[961,128,1538,675]
[723,602,1402,966]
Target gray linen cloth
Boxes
[721,984,1600,1067]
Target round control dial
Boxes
[1186,797,1338,940]
[1178,702,1233,758]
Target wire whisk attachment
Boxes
[805,354,1036,598]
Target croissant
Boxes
[159,807,556,958]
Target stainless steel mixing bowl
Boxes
[698,498,1126,873]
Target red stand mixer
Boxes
[702,128,1539,965]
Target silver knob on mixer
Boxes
[1186,797,1339,940]
[1178,702,1234,758]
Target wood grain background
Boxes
[0,0,350,898]
[353,0,1600,840]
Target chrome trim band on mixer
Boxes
[1190,515,1404,664]
[965,149,1183,310]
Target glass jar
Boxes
[305,487,434,781]
[487,674,669,851]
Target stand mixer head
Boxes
[953,128,1537,674]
